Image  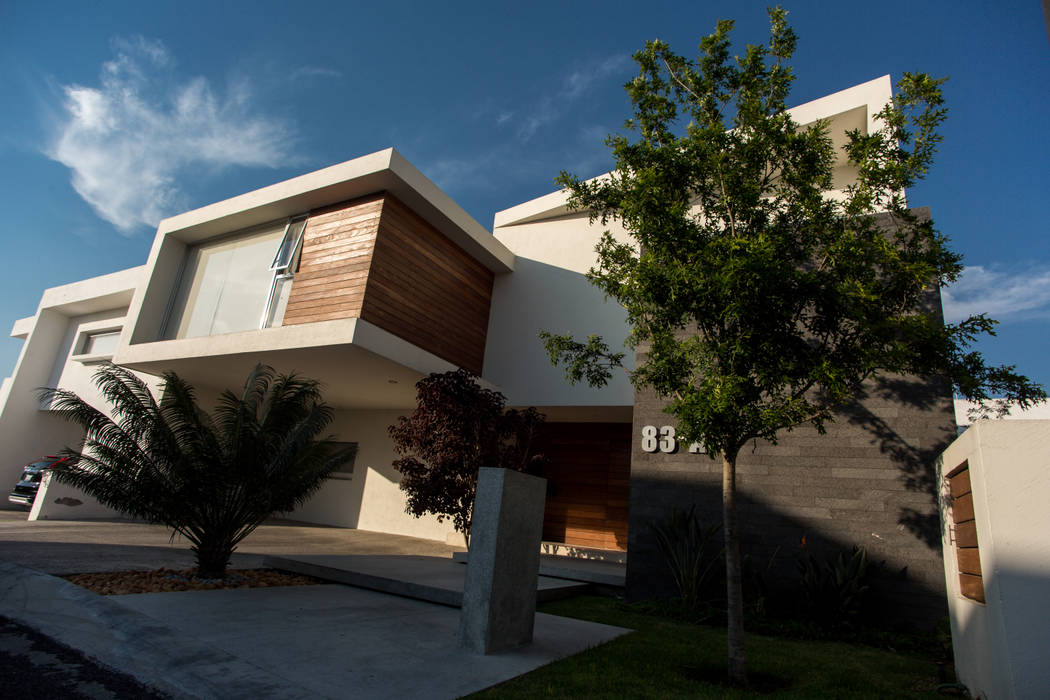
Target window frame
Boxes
[327,441,358,480]
[947,461,985,604]
[161,216,307,340]
[71,328,123,362]
[261,216,307,329]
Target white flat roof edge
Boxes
[10,316,34,339]
[156,149,396,235]
[155,149,514,273]
[38,266,144,312]
[493,75,893,229]
[385,150,515,272]
[787,74,891,128]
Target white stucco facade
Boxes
[938,420,1050,700]
[0,268,155,516]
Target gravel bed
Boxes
[61,568,325,595]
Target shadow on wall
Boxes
[842,375,956,550]
[627,374,957,628]
[483,257,633,407]
[628,476,950,627]
[949,563,1050,699]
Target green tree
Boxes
[389,369,544,547]
[42,364,356,578]
[541,8,1044,686]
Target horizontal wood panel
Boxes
[955,520,979,548]
[279,309,359,325]
[358,302,487,367]
[538,422,632,552]
[367,233,492,316]
[952,492,975,524]
[361,276,489,344]
[378,204,493,297]
[956,548,982,576]
[367,256,491,318]
[949,465,972,499]
[360,195,493,373]
[282,195,383,327]
[959,573,985,603]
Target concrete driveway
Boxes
[0,514,629,698]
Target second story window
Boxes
[164,221,287,339]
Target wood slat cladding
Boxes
[362,195,493,374]
[536,422,632,552]
[948,462,985,603]
[281,193,494,373]
[282,195,384,326]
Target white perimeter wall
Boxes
[939,420,1050,700]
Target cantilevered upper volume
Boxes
[114,149,517,409]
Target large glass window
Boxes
[165,222,286,339]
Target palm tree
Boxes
[42,363,356,578]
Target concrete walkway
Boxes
[0,515,631,698]
[266,554,590,606]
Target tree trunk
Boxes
[194,539,233,579]
[723,451,748,686]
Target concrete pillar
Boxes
[458,467,547,654]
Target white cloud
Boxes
[47,36,295,233]
[508,54,630,142]
[422,55,629,195]
[289,66,343,81]
[942,265,1050,323]
[561,55,630,99]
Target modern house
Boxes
[0,75,955,621]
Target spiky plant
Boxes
[41,363,356,578]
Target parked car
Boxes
[8,456,67,507]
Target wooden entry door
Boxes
[535,422,631,551]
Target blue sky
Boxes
[1,1,1047,390]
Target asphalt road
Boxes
[0,615,168,699]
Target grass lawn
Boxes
[469,596,951,699]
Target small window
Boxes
[271,217,307,272]
[329,441,357,480]
[78,330,121,357]
[948,461,984,603]
[263,216,308,328]
[264,275,294,328]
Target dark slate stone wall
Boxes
[625,209,955,627]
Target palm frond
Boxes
[44,363,346,578]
